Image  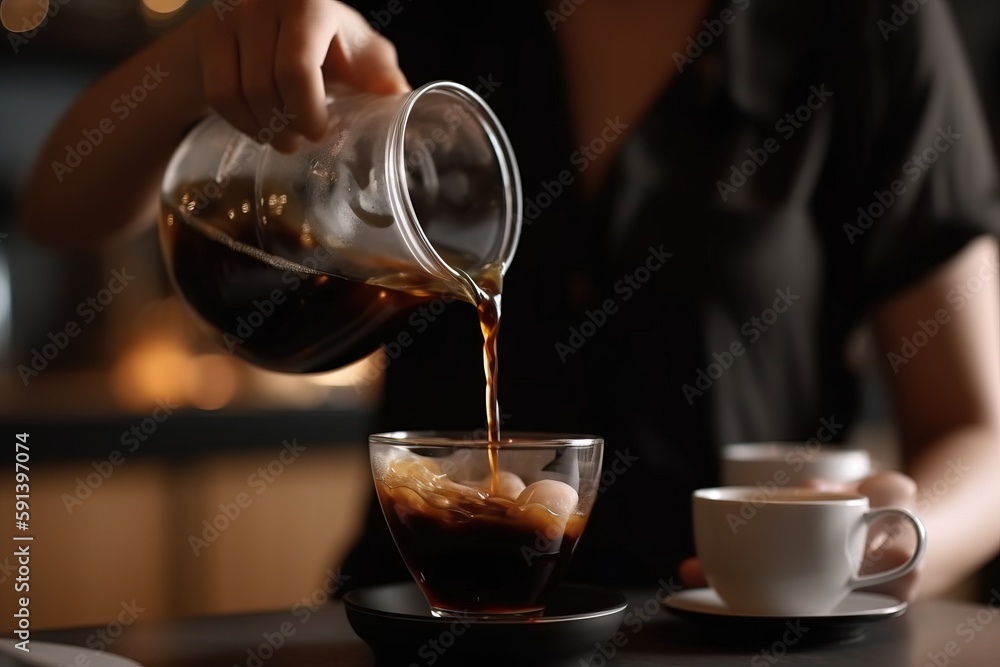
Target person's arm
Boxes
[871,234,1000,598]
[677,238,1000,599]
[20,0,408,248]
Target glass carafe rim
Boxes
[385,80,522,288]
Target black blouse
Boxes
[342,0,1000,587]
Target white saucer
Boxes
[0,639,143,666]
[662,588,907,643]
[664,588,907,619]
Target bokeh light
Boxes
[186,354,239,410]
[112,337,196,411]
[1,0,49,33]
[140,0,187,16]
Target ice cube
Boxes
[473,471,526,501]
[515,480,579,517]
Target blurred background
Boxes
[0,0,388,630]
[0,0,998,631]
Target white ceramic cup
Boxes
[721,442,871,487]
[692,487,926,615]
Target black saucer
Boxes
[344,583,627,667]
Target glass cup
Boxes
[369,432,604,618]
[163,80,521,295]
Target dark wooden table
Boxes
[29,591,1000,666]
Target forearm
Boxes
[20,14,207,247]
[908,425,1000,597]
[20,2,409,249]
[871,236,1000,597]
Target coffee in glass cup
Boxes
[370,432,603,618]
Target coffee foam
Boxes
[378,451,584,536]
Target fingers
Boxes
[323,2,411,94]
[806,470,917,508]
[274,10,330,142]
[856,470,920,590]
[859,542,922,602]
[196,0,409,151]
[333,31,411,94]
[858,471,918,508]
[678,557,708,588]
[236,11,291,148]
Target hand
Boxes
[190,0,410,152]
[840,470,923,602]
[678,471,924,601]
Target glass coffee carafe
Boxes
[159,81,521,373]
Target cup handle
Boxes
[848,507,927,590]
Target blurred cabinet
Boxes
[0,444,370,631]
